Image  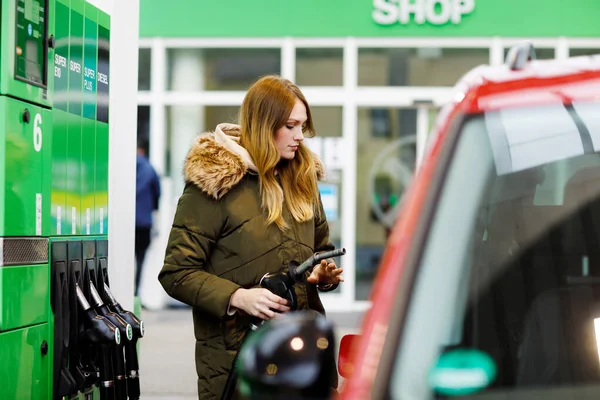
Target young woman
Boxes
[158,75,344,400]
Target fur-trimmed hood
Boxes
[184,123,325,199]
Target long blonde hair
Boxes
[239,75,320,230]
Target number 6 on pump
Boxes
[33,113,42,152]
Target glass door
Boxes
[304,106,345,297]
[354,105,436,301]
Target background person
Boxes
[135,141,161,296]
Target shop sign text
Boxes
[373,0,475,26]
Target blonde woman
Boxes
[158,75,344,400]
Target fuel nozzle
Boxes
[102,283,145,339]
[289,248,346,283]
[101,282,144,400]
[222,248,347,400]
[90,282,133,342]
[76,282,121,399]
[89,282,132,400]
[75,283,121,345]
[253,248,348,330]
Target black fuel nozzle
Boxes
[251,248,347,330]
[89,283,132,400]
[89,283,133,343]
[75,283,120,400]
[222,248,347,400]
[101,282,144,400]
[76,283,121,346]
[102,283,145,339]
[289,248,346,283]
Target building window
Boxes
[137,105,150,151]
[296,48,344,86]
[138,48,151,91]
[569,48,600,57]
[205,106,240,130]
[167,48,281,91]
[358,47,489,87]
[503,47,555,61]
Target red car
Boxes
[339,44,600,399]
[235,43,600,400]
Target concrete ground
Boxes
[139,307,363,399]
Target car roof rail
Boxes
[505,41,536,71]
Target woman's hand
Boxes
[229,288,290,320]
[307,260,344,286]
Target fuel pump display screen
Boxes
[15,0,48,87]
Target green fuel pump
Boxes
[0,1,143,399]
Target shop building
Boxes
[137,0,600,311]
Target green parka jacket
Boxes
[158,123,336,400]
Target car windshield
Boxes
[390,99,600,399]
